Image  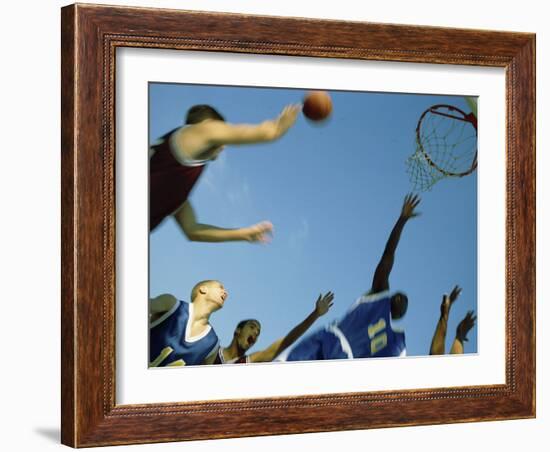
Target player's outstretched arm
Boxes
[188,104,300,152]
[429,286,462,355]
[371,194,421,293]
[450,310,477,354]
[174,201,273,244]
[249,292,334,363]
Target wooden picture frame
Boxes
[61,3,535,447]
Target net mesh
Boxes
[406,106,477,192]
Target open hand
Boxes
[275,104,301,137]
[440,285,462,317]
[401,193,421,220]
[242,221,273,244]
[314,291,334,317]
[456,310,477,343]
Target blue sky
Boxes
[149,82,478,358]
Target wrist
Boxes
[266,120,281,140]
[223,227,246,242]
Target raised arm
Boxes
[179,104,300,160]
[429,286,461,355]
[371,194,421,293]
[450,311,477,354]
[249,292,334,363]
[208,105,300,145]
[174,201,273,244]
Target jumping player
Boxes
[212,292,334,364]
[430,285,476,355]
[280,194,420,362]
[149,280,228,367]
[150,104,300,241]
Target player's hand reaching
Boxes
[400,193,421,220]
[440,285,462,317]
[274,104,300,138]
[242,221,274,244]
[314,291,335,317]
[456,310,476,343]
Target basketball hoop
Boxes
[406,104,477,191]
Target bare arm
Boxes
[249,292,334,363]
[371,194,421,293]
[180,105,300,159]
[174,201,273,244]
[429,286,461,355]
[450,311,476,354]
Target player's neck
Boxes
[225,340,243,359]
[190,299,213,324]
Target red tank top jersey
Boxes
[149,128,206,231]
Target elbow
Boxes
[180,225,200,242]
[178,220,200,241]
[186,230,203,242]
[185,230,198,241]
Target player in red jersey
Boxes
[210,292,334,364]
[429,285,477,355]
[150,104,300,242]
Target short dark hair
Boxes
[390,292,409,319]
[185,105,225,124]
[235,319,261,332]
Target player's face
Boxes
[207,281,228,309]
[390,292,408,319]
[236,321,261,351]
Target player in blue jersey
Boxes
[430,285,477,355]
[214,292,334,364]
[149,279,228,367]
[280,194,421,362]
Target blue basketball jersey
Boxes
[284,291,406,362]
[149,300,219,367]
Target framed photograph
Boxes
[61,3,535,447]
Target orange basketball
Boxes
[302,91,332,121]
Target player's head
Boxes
[390,292,408,319]
[185,105,225,125]
[190,280,227,311]
[233,319,261,352]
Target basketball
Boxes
[302,91,332,121]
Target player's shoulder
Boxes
[351,290,391,308]
[154,293,178,303]
[151,127,180,146]
[150,297,183,328]
[181,120,225,137]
